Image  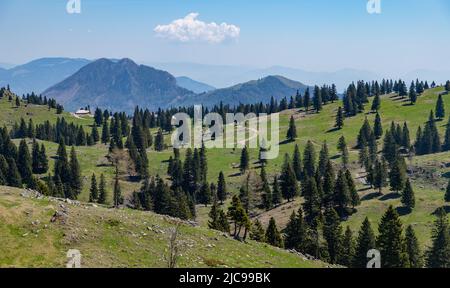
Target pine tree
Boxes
[337,136,349,167]
[443,117,450,151]
[280,154,299,202]
[334,170,350,217]
[426,207,450,268]
[284,208,307,252]
[250,219,266,242]
[265,217,283,248]
[341,226,355,267]
[313,86,323,113]
[353,217,376,268]
[292,144,303,181]
[113,166,122,208]
[69,147,82,199]
[208,198,220,230]
[218,210,230,233]
[98,174,108,205]
[405,225,423,268]
[409,82,417,104]
[377,206,408,268]
[91,124,99,143]
[389,157,407,193]
[323,208,343,264]
[302,177,321,224]
[17,139,33,186]
[7,158,22,187]
[239,146,250,174]
[272,176,282,206]
[373,158,388,194]
[436,94,446,120]
[318,142,329,177]
[371,93,381,111]
[89,174,99,202]
[401,179,415,211]
[217,171,227,205]
[346,169,360,208]
[322,161,336,208]
[445,178,450,203]
[374,113,383,139]
[154,129,165,151]
[286,115,298,141]
[198,182,212,207]
[101,120,110,144]
[335,107,344,129]
[303,140,316,178]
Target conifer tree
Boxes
[91,124,99,143]
[377,206,408,268]
[371,93,381,112]
[335,107,344,129]
[272,176,282,206]
[323,208,343,264]
[346,169,360,208]
[98,174,108,205]
[426,207,450,268]
[322,161,336,208]
[409,82,417,104]
[401,179,415,211]
[374,113,383,139]
[436,94,446,120]
[389,157,407,194]
[7,158,22,187]
[154,129,165,151]
[303,177,321,224]
[208,198,220,230]
[250,219,266,242]
[337,136,349,167]
[373,158,388,194]
[286,116,297,141]
[318,142,329,177]
[265,217,283,248]
[443,117,450,151]
[280,154,299,202]
[113,166,122,208]
[353,217,376,268]
[313,86,323,113]
[303,140,316,178]
[69,147,82,198]
[334,170,350,217]
[239,146,250,174]
[284,208,307,252]
[218,210,230,234]
[89,174,98,202]
[341,226,355,267]
[198,182,212,207]
[405,225,423,268]
[292,144,303,181]
[445,178,450,203]
[101,120,110,144]
[217,171,227,205]
[18,139,33,186]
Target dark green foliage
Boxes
[265,217,283,248]
[377,206,408,268]
[443,117,450,151]
[389,157,407,193]
[323,208,343,264]
[436,95,446,120]
[426,207,450,268]
[303,140,316,178]
[445,178,450,203]
[284,208,307,252]
[401,179,415,211]
[292,144,302,181]
[239,146,250,174]
[154,129,165,151]
[341,227,355,267]
[334,170,350,217]
[89,174,98,203]
[345,169,360,208]
[197,182,212,207]
[353,217,376,268]
[373,158,388,194]
[302,177,321,224]
[405,225,423,268]
[69,147,82,199]
[335,107,344,129]
[217,171,227,204]
[371,93,381,111]
[272,176,282,206]
[337,136,349,167]
[98,174,108,205]
[374,113,383,139]
[113,166,123,208]
[280,154,299,202]
[286,115,297,141]
[250,219,266,242]
[17,139,33,186]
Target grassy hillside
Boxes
[0,186,329,268]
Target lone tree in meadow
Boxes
[335,107,344,129]
[371,93,381,112]
[239,146,250,174]
[401,179,415,212]
[436,95,446,120]
[286,115,297,141]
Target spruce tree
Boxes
[318,142,329,177]
[323,208,343,264]
[265,217,283,248]
[334,170,350,217]
[154,129,165,151]
[292,144,303,181]
[198,182,212,207]
[445,178,450,203]
[218,210,230,234]
[374,113,383,139]
[98,174,108,205]
[346,169,360,208]
[7,158,22,187]
[373,158,388,194]
[443,117,450,151]
[208,198,220,230]
[303,140,316,178]
[272,176,282,206]
[341,226,355,267]
[89,174,98,202]
[389,157,407,193]
[284,208,307,252]
[113,166,122,208]
[353,217,376,268]
[302,177,321,224]
[426,207,450,268]
[69,147,82,199]
[239,146,250,174]
[217,171,227,205]
[280,154,299,202]
[405,225,423,268]
[377,206,408,268]
[436,94,446,120]
[401,179,415,211]
[371,93,381,112]
[337,136,349,167]
[335,107,344,129]
[250,219,266,242]
[18,139,33,186]
[286,115,297,141]
[101,121,110,144]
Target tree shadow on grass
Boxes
[279,139,294,146]
[228,172,242,178]
[379,193,401,201]
[432,206,450,215]
[326,127,341,133]
[396,206,412,216]
[361,192,382,201]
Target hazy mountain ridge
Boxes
[176,76,215,93]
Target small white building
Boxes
[75,109,91,116]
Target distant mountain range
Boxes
[178,75,308,108]
[43,58,196,113]
[0,58,90,95]
[175,76,215,94]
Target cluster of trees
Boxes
[89,173,108,204]
[22,92,63,113]
[415,110,447,155]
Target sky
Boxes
[1,0,450,75]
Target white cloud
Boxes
[154,13,240,44]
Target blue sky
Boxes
[1,0,450,74]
